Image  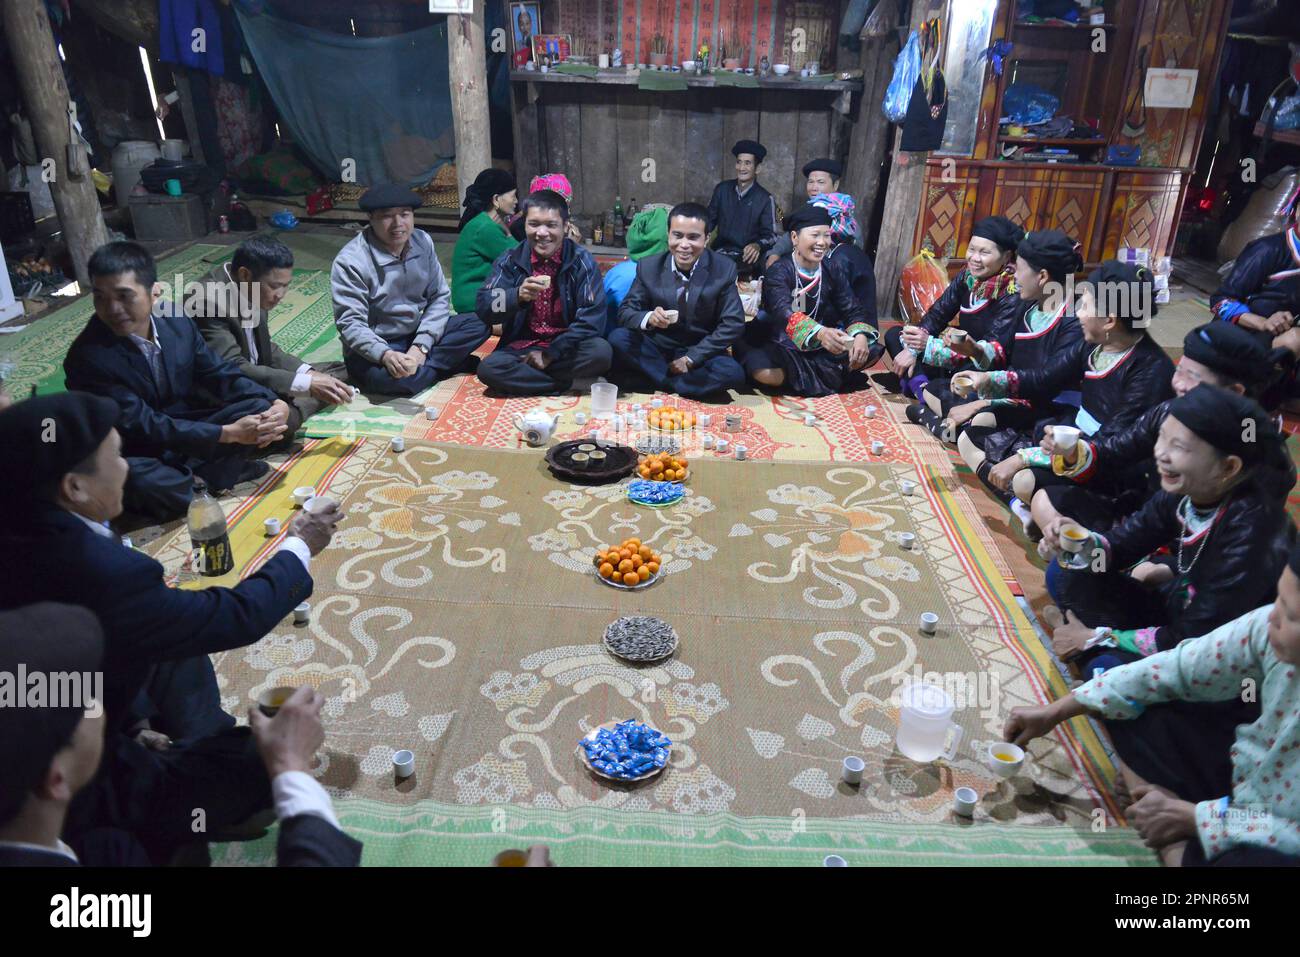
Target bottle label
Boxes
[192,533,235,576]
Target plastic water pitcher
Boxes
[896,682,963,763]
[590,381,617,419]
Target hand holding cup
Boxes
[288,498,342,555]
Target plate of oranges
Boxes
[637,451,688,483]
[647,407,696,431]
[593,538,662,589]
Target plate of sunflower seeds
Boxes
[602,615,679,662]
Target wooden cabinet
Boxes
[910,0,1229,272]
[915,159,1184,275]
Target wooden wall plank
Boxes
[757,89,799,221]
[793,101,831,200]
[615,89,653,216]
[643,100,687,207]
[510,81,541,191]
[683,99,725,204]
[579,91,619,215]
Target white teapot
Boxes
[513,409,560,447]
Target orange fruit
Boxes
[646,560,660,574]
[620,571,637,585]
[629,554,642,569]
[638,565,652,581]
[618,558,634,574]
[626,538,641,547]
[599,562,614,579]
[637,545,652,560]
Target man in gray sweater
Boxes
[331,184,489,396]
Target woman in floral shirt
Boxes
[1005,543,1300,867]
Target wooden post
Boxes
[872,1,940,319]
[841,29,902,249]
[448,4,492,214]
[3,0,110,285]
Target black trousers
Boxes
[67,727,271,865]
[478,337,613,396]
[343,315,489,397]
[137,655,236,741]
[124,395,271,520]
[608,328,745,399]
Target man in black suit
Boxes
[64,241,292,520]
[0,392,343,864]
[609,202,746,400]
[0,603,362,867]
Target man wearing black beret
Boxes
[705,139,779,279]
[0,392,345,864]
[331,182,490,397]
[765,157,853,267]
[63,241,291,520]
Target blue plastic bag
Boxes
[884,30,922,123]
[1002,83,1060,125]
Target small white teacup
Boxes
[988,742,1025,778]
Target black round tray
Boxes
[545,440,639,484]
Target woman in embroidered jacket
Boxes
[742,205,879,397]
[1039,386,1293,671]
[946,231,1083,501]
[959,262,1175,512]
[1004,539,1300,867]
[1211,201,1300,361]
[887,215,1024,421]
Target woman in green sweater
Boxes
[452,168,519,326]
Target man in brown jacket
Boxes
[189,236,351,437]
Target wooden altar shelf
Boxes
[509,70,864,93]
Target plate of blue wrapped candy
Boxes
[578,719,672,782]
[626,478,685,508]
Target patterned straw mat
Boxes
[140,438,1151,866]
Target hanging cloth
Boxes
[159,0,227,77]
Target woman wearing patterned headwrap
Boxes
[509,173,583,244]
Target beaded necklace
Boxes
[1175,496,1224,575]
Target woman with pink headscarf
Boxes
[510,173,583,244]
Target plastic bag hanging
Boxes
[884,30,922,123]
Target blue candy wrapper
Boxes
[581,720,674,780]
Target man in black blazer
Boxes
[0,392,344,864]
[610,202,746,400]
[64,241,292,520]
[0,604,361,867]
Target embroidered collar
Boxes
[1016,300,1067,339]
[1085,336,1143,378]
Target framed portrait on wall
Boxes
[532,34,571,64]
[510,2,541,68]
